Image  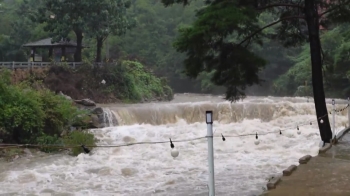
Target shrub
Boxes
[62,131,96,156]
[36,134,62,153]
[39,89,84,136]
[0,69,94,157]
[0,70,45,143]
[84,60,174,102]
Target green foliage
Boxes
[108,0,204,92]
[62,131,96,156]
[121,61,169,101]
[82,0,135,62]
[273,46,312,95]
[0,68,95,156]
[36,134,61,153]
[197,71,216,92]
[39,89,84,136]
[4,0,350,99]
[36,0,85,41]
[84,0,134,39]
[0,69,91,151]
[0,0,49,61]
[35,0,134,62]
[161,0,350,102]
[84,60,174,102]
[1,0,201,93]
[274,24,350,97]
[170,0,266,101]
[0,69,45,143]
[0,148,24,162]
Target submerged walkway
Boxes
[264,133,350,196]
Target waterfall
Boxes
[105,95,349,126]
[102,108,115,127]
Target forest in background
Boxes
[1,0,350,98]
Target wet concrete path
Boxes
[265,132,350,196]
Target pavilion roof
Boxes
[22,38,86,48]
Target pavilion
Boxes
[22,38,86,62]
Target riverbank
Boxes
[10,61,174,104]
[265,132,350,196]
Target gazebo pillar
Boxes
[48,47,53,60]
[61,46,66,62]
[31,47,36,62]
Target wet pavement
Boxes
[264,131,350,196]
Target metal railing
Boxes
[0,62,106,69]
[0,62,82,69]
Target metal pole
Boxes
[206,111,215,196]
[332,99,335,139]
[106,36,109,60]
[106,15,110,61]
[348,97,350,127]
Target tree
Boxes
[0,0,48,61]
[36,0,89,62]
[273,24,350,97]
[161,0,350,144]
[84,0,134,62]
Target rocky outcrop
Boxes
[56,91,117,129]
[74,98,96,107]
[59,91,73,101]
[89,107,118,128]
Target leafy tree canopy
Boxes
[82,0,135,62]
[161,0,350,102]
[169,0,267,101]
[35,0,134,62]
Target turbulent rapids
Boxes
[0,94,349,196]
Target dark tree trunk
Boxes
[74,29,83,62]
[95,37,104,62]
[304,0,332,143]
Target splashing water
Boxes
[0,94,348,196]
[102,108,115,127]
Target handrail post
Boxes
[348,97,350,127]
[206,111,215,196]
[332,99,335,139]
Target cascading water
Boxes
[0,94,348,196]
[102,108,116,127]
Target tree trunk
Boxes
[304,0,332,143]
[95,37,103,62]
[74,29,83,62]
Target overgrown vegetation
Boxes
[0,0,208,94]
[113,61,173,102]
[0,59,172,157]
[0,69,96,156]
[16,61,173,103]
[161,0,350,142]
[274,23,350,98]
[1,0,350,99]
[80,60,174,102]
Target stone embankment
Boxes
[263,129,350,196]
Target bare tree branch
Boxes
[257,3,303,10]
[238,15,305,46]
[319,0,350,17]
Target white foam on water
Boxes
[0,95,349,196]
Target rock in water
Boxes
[59,91,73,101]
[75,98,96,107]
[92,107,104,115]
[89,107,118,128]
[90,114,104,128]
